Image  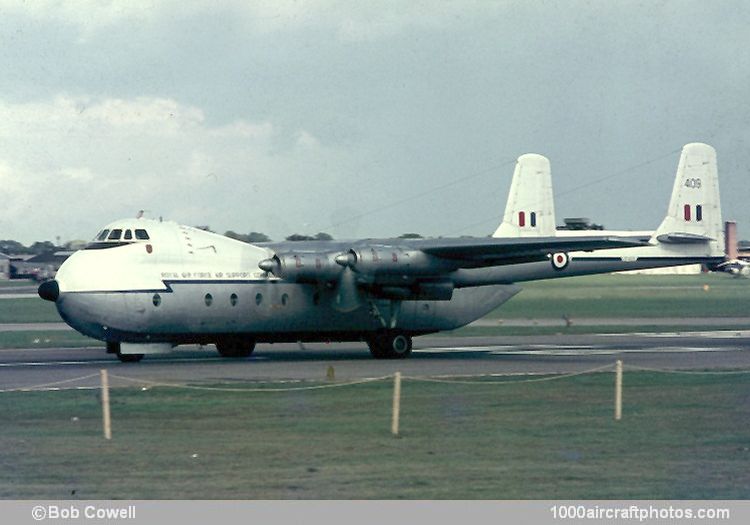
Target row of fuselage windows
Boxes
[151,292,298,308]
[95,228,150,241]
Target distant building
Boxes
[556,217,604,230]
[620,264,703,276]
[0,253,10,280]
[12,251,74,281]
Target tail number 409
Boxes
[684,178,702,188]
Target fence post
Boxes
[101,369,112,440]
[614,360,623,421]
[391,372,401,437]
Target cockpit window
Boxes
[108,229,123,240]
[124,229,133,240]
[135,229,150,240]
[96,230,110,241]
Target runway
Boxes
[0,331,748,392]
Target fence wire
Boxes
[2,362,750,394]
[0,372,101,393]
[403,363,615,385]
[108,373,392,392]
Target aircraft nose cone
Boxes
[38,280,60,302]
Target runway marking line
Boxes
[0,356,269,368]
[415,346,745,356]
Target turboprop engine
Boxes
[258,252,343,283]
[258,245,458,309]
[259,246,455,283]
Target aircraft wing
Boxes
[258,235,649,307]
[410,236,648,268]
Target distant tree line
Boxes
[1,230,428,255]
[223,231,273,243]
[0,240,67,255]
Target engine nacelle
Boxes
[259,252,343,283]
[259,245,458,285]
[338,247,455,277]
[376,281,454,301]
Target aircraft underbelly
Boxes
[60,282,521,342]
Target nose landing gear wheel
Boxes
[367,331,413,359]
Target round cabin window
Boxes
[230,293,238,307]
[152,294,161,307]
[204,293,213,306]
[255,293,263,306]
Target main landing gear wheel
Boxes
[367,332,413,359]
[216,338,256,358]
[108,342,144,363]
[117,352,144,363]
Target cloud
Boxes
[0,95,354,243]
[0,0,494,41]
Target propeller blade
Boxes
[333,267,362,312]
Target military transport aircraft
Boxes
[39,143,724,362]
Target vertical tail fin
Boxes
[493,154,556,237]
[652,143,724,254]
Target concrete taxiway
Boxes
[0,332,748,392]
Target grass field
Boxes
[1,371,749,499]
[0,298,60,324]
[490,273,750,319]
[0,279,35,288]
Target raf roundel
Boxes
[551,252,569,271]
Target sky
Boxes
[0,0,748,244]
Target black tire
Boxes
[116,351,144,363]
[216,338,256,358]
[367,332,413,359]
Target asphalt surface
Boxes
[4,317,750,332]
[1,332,749,392]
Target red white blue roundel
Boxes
[551,252,569,270]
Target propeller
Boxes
[333,265,363,312]
[258,249,364,311]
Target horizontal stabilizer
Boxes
[655,232,714,244]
